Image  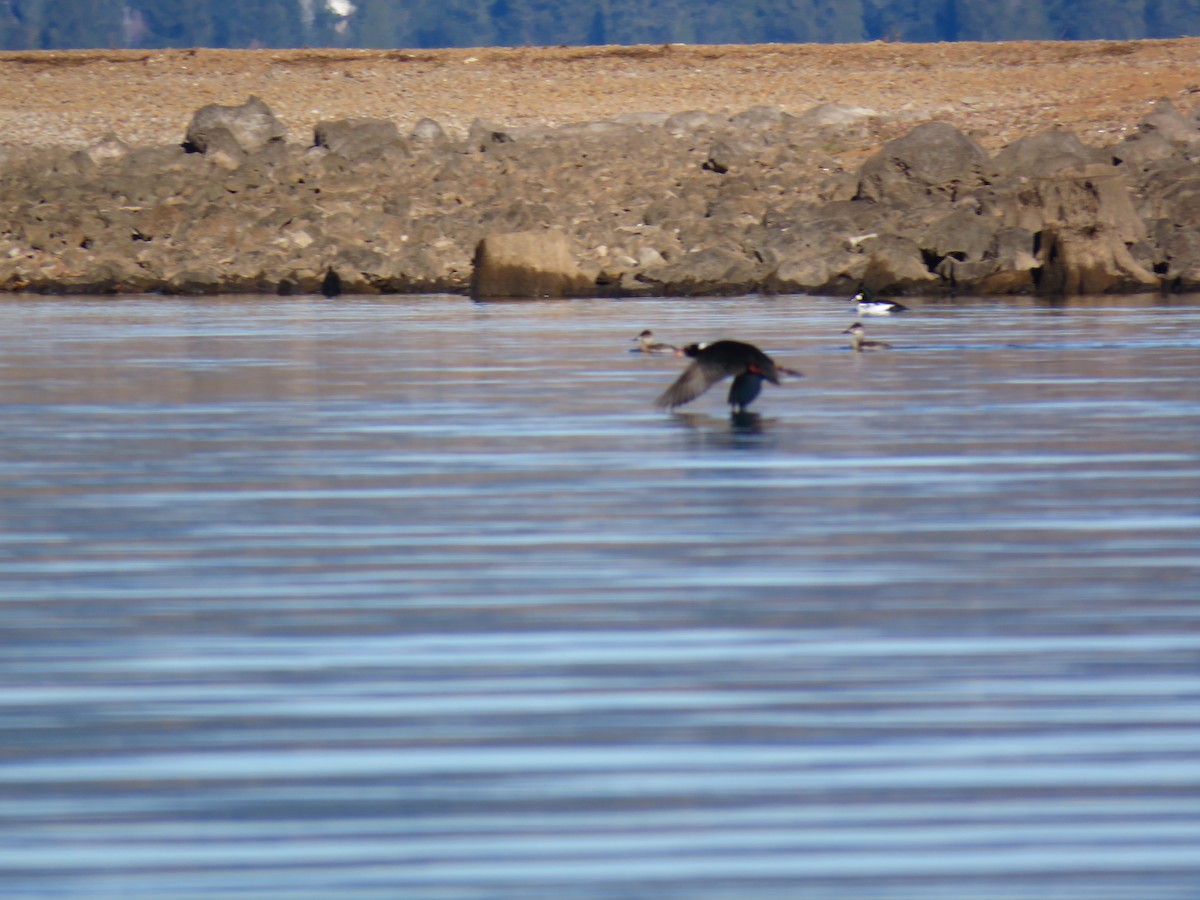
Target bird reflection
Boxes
[730,410,764,432]
[668,409,774,447]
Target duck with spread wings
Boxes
[654,340,801,414]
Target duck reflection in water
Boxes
[655,339,801,416]
[670,410,774,448]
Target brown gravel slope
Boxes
[2,40,1200,164]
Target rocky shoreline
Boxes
[3,43,1200,297]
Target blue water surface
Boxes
[2,292,1199,898]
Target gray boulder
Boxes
[199,126,248,170]
[83,132,131,166]
[993,128,1101,176]
[612,112,672,127]
[703,138,761,174]
[856,122,989,206]
[184,96,286,154]
[860,233,938,292]
[933,226,1040,293]
[664,110,726,135]
[920,208,998,264]
[1110,131,1179,169]
[410,117,450,148]
[1150,219,1200,287]
[729,105,794,131]
[1137,99,1200,145]
[314,117,407,160]
[467,119,516,152]
[636,245,764,295]
[479,200,554,233]
[643,192,707,227]
[977,228,1041,294]
[758,217,870,293]
[796,102,877,129]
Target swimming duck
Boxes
[632,329,679,354]
[655,340,800,413]
[843,321,893,352]
[853,286,908,316]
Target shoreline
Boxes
[3,39,1199,163]
[4,40,1200,298]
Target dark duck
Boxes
[655,340,800,414]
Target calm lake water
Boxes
[2,292,1199,899]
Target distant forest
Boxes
[3,0,1199,51]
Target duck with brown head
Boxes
[632,329,679,354]
[843,321,893,352]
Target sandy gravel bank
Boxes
[2,39,1200,164]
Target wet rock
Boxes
[321,267,342,298]
[1030,165,1159,294]
[471,229,593,299]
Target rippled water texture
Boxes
[2,293,1199,898]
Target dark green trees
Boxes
[2,0,1198,51]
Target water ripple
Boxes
[2,294,1199,898]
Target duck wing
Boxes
[654,357,730,409]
